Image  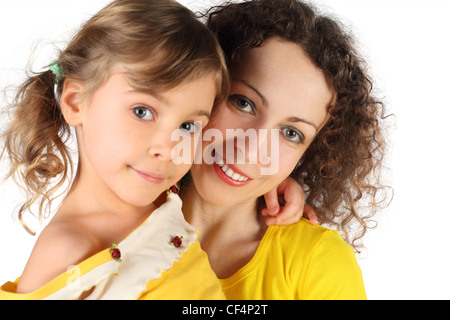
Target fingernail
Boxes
[269,207,279,215]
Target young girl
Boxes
[0,0,230,300]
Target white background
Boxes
[1,0,449,300]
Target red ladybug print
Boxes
[111,243,122,262]
[171,236,183,248]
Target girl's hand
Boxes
[262,177,319,226]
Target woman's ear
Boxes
[60,79,85,126]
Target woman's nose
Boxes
[229,124,279,169]
[230,127,258,165]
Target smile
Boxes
[130,166,165,184]
[218,163,249,182]
[213,152,252,186]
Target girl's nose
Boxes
[148,128,178,162]
[149,143,173,161]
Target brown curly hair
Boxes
[207,0,392,251]
[1,0,229,234]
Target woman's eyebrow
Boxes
[286,116,319,132]
[234,78,319,132]
[233,78,268,107]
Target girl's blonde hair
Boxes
[1,0,229,234]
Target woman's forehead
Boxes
[232,38,334,123]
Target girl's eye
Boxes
[229,94,256,115]
[133,106,154,120]
[280,126,305,144]
[180,121,200,134]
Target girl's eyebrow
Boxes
[125,88,163,101]
[233,78,268,107]
[191,110,211,120]
[125,89,211,119]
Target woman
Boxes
[181,0,389,299]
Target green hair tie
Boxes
[49,60,63,103]
[49,60,64,79]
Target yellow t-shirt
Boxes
[0,194,225,300]
[220,219,366,300]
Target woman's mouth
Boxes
[213,152,252,186]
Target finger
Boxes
[265,216,277,226]
[265,210,302,226]
[272,204,303,225]
[261,208,270,217]
[282,179,305,206]
[274,185,303,223]
[263,187,280,215]
[303,205,319,225]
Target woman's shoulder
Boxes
[272,218,358,270]
[276,218,350,251]
[272,219,366,299]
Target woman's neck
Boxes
[181,181,265,239]
[181,179,268,278]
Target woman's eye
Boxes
[133,106,154,120]
[280,127,305,144]
[229,94,256,115]
[180,121,200,134]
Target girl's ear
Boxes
[60,79,85,126]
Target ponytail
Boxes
[1,65,73,234]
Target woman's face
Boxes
[190,37,335,206]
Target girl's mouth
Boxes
[130,166,165,184]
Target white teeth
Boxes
[225,168,234,177]
[231,173,240,180]
[215,152,225,167]
[215,153,249,182]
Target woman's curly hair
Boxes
[207,0,392,251]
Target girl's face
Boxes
[75,67,217,208]
[190,38,335,206]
